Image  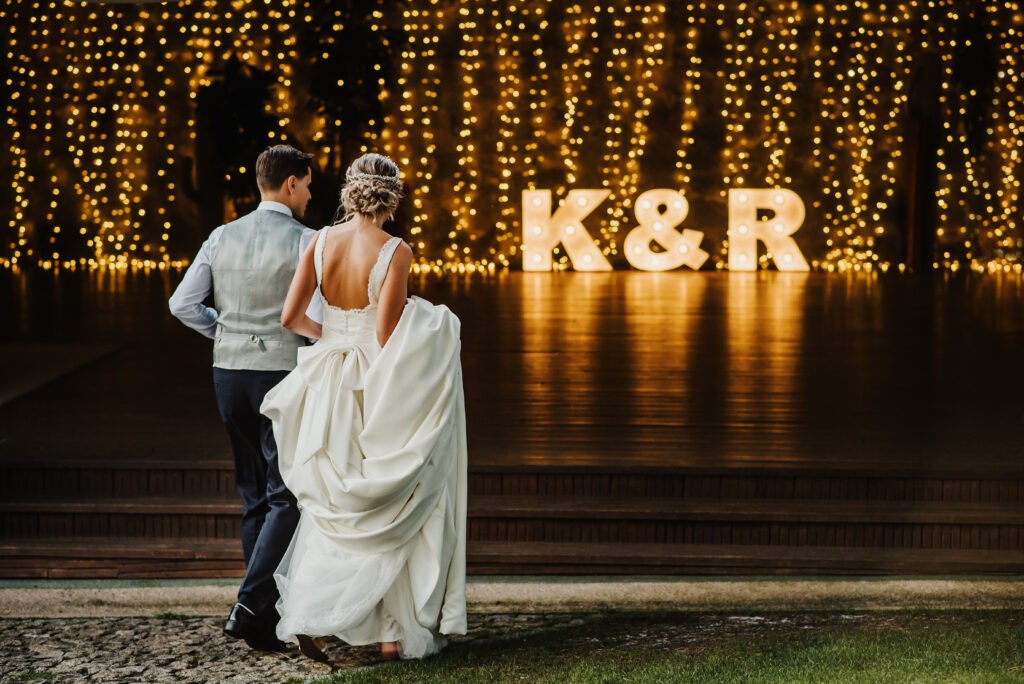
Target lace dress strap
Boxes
[368,237,403,306]
[313,227,329,292]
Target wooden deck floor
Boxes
[2,269,1023,576]
[1,270,1023,475]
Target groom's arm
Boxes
[168,229,220,339]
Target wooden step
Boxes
[6,495,1022,524]
[469,496,1024,525]
[6,536,1021,578]
[0,496,242,539]
[0,466,236,498]
[3,464,1022,502]
[466,541,1024,575]
[0,496,241,515]
[0,537,244,579]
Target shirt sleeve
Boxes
[168,231,220,339]
[300,228,324,325]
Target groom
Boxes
[169,144,320,651]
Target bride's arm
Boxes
[281,235,324,340]
[376,242,413,347]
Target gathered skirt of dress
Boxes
[260,296,467,659]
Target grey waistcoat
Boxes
[210,209,306,371]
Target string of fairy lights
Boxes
[1,0,1022,273]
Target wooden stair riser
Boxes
[470,473,1024,502]
[4,538,1022,579]
[4,510,1021,551]
[2,513,241,539]
[0,468,237,498]
[3,467,1023,502]
[466,519,1023,550]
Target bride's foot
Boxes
[297,634,330,664]
[380,641,400,660]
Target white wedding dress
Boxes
[260,231,467,659]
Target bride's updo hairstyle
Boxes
[339,153,403,218]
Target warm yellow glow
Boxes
[3,3,1023,272]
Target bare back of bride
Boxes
[260,153,467,660]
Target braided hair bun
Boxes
[338,153,403,217]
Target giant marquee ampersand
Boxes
[522,187,809,272]
[623,189,709,271]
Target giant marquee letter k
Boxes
[522,189,613,271]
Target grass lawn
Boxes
[308,610,1024,684]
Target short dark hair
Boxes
[255,144,313,190]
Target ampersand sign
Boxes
[623,189,709,271]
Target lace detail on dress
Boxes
[313,226,328,300]
[368,237,402,306]
[313,229,402,312]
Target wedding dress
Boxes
[260,231,467,658]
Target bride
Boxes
[260,153,467,660]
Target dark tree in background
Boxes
[295,1,405,228]
[184,56,279,231]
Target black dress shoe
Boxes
[223,603,259,639]
[225,602,289,651]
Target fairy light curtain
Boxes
[2,1,1021,273]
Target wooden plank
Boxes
[0,537,242,560]
[0,497,241,514]
[465,496,1024,525]
[466,541,1024,573]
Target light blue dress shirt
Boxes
[168,201,323,339]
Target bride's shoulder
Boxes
[390,240,414,275]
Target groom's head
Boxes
[256,145,314,218]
